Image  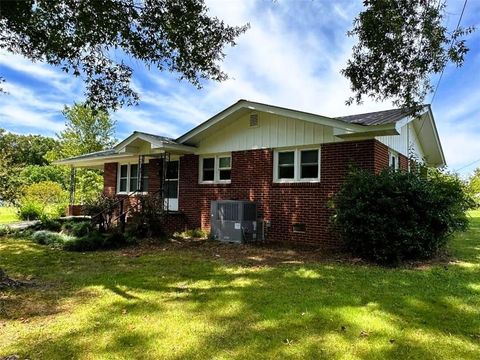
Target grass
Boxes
[0,207,19,224]
[1,213,480,359]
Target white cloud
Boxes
[0,104,64,133]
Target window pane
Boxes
[301,150,318,164]
[142,177,149,192]
[219,169,231,180]
[166,161,179,179]
[129,177,138,191]
[120,165,128,178]
[219,157,231,168]
[278,152,294,165]
[130,164,138,178]
[141,163,149,178]
[165,180,178,198]
[203,169,214,181]
[301,165,318,178]
[203,158,214,169]
[279,166,294,179]
[119,178,127,192]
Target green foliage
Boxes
[31,230,73,248]
[343,0,475,112]
[0,1,248,109]
[0,225,12,237]
[19,181,68,220]
[19,165,69,189]
[467,168,480,207]
[126,195,165,238]
[39,218,62,232]
[333,166,474,264]
[49,104,116,160]
[0,128,57,167]
[61,221,93,238]
[82,195,118,231]
[18,201,43,221]
[175,228,209,239]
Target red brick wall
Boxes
[179,139,392,248]
[399,154,409,171]
[104,162,118,196]
[100,139,395,247]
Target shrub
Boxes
[126,195,166,238]
[31,230,73,248]
[18,200,42,220]
[82,195,118,231]
[61,221,93,237]
[333,166,474,265]
[174,228,209,239]
[18,181,68,220]
[63,232,105,252]
[0,225,12,237]
[39,218,62,232]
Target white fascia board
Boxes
[53,153,137,168]
[114,132,163,152]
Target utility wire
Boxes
[455,157,480,172]
[430,0,469,105]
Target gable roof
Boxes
[176,99,401,145]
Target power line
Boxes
[455,157,480,172]
[430,0,469,105]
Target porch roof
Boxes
[53,131,196,168]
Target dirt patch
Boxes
[120,237,351,267]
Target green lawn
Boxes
[0,207,19,224]
[1,213,479,359]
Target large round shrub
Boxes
[18,181,68,220]
[333,167,474,264]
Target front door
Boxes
[164,160,179,211]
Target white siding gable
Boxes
[376,122,425,161]
[195,112,338,154]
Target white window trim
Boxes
[389,150,400,170]
[199,154,232,184]
[273,147,321,183]
[117,162,148,195]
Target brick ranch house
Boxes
[55,100,445,248]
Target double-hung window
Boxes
[118,163,149,194]
[199,154,232,183]
[274,148,320,182]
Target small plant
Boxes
[39,218,62,232]
[175,228,209,239]
[61,221,93,237]
[0,225,13,237]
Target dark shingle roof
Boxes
[60,149,116,162]
[336,108,414,126]
[132,131,178,145]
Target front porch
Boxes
[55,131,196,232]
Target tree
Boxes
[0,0,248,109]
[342,0,474,112]
[48,103,117,203]
[0,129,58,204]
[467,168,480,205]
[0,128,57,166]
[50,104,117,159]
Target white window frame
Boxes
[273,147,320,183]
[199,154,232,184]
[117,162,149,195]
[389,150,399,170]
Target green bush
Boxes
[18,181,68,220]
[0,225,13,237]
[62,229,135,252]
[18,201,42,220]
[174,228,209,239]
[61,221,93,237]
[82,195,118,231]
[39,218,62,232]
[31,230,73,248]
[333,167,474,265]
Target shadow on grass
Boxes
[0,215,480,359]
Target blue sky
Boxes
[0,0,479,176]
